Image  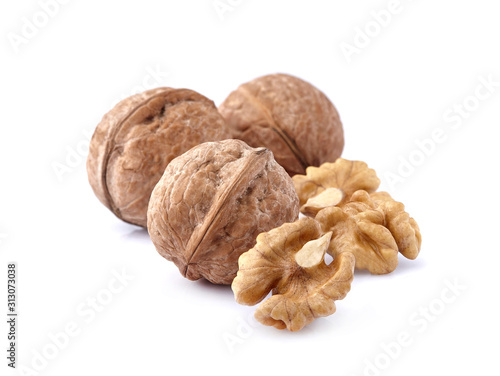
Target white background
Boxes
[1,0,499,375]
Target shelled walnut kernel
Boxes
[293,158,422,274]
[232,217,355,331]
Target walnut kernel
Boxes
[232,217,355,331]
[293,158,380,212]
[294,158,421,274]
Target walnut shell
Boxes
[219,73,344,176]
[147,139,300,285]
[87,88,230,227]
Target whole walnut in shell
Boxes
[147,139,299,285]
[87,87,230,227]
[218,73,344,176]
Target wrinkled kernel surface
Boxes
[232,217,355,331]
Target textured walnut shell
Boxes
[147,139,299,285]
[87,87,230,227]
[219,73,344,176]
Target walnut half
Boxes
[294,158,422,274]
[293,158,381,214]
[232,217,355,331]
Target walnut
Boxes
[232,217,355,331]
[294,158,421,274]
[218,73,344,176]
[293,158,381,215]
[370,191,422,261]
[147,139,299,285]
[316,190,422,274]
[87,87,230,227]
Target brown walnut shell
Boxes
[87,87,230,227]
[147,139,299,285]
[219,73,344,176]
